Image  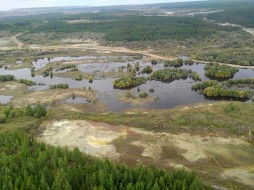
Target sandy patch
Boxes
[38,120,128,159]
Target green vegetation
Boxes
[0,104,46,124]
[43,70,50,77]
[192,80,219,91]
[135,62,140,71]
[149,68,200,82]
[139,92,149,99]
[55,64,76,72]
[164,59,182,68]
[141,66,153,74]
[50,84,69,89]
[227,78,254,87]
[0,75,15,82]
[113,77,147,89]
[19,79,36,86]
[88,75,94,83]
[203,86,250,99]
[204,63,238,79]
[0,131,207,190]
[192,81,251,100]
[208,7,254,28]
[31,16,239,41]
[59,101,254,136]
[151,60,158,65]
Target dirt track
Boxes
[11,33,24,48]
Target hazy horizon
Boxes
[0,0,204,11]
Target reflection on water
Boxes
[2,56,254,111]
[0,95,13,104]
[32,55,129,70]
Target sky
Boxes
[0,0,200,11]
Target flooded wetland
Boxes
[1,55,254,110]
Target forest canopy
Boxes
[0,131,209,190]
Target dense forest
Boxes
[0,105,47,124]
[30,16,239,41]
[0,131,209,190]
[208,7,254,28]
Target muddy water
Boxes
[39,120,254,189]
[1,57,254,110]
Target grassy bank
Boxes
[49,101,254,138]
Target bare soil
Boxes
[38,119,254,189]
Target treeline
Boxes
[208,7,254,28]
[113,77,147,89]
[0,104,47,124]
[31,16,239,41]
[149,68,201,82]
[193,51,254,66]
[204,63,238,79]
[0,131,209,190]
[50,83,69,89]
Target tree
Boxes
[52,170,72,190]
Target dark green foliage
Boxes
[141,66,153,74]
[0,104,47,124]
[19,79,36,86]
[43,70,50,77]
[0,131,208,190]
[50,84,69,89]
[113,77,147,89]
[194,50,254,66]
[149,68,200,82]
[208,7,254,28]
[227,78,254,86]
[0,75,15,82]
[135,62,140,71]
[31,16,239,41]
[149,88,155,93]
[204,63,238,79]
[139,92,148,98]
[164,59,183,68]
[151,60,158,65]
[55,65,76,72]
[0,114,7,124]
[192,80,219,90]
